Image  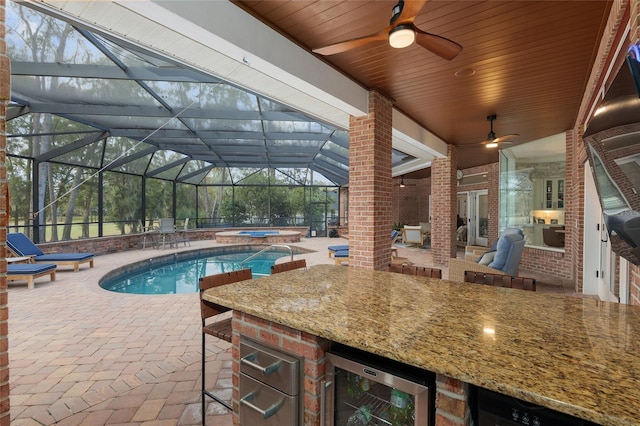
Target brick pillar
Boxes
[486,162,499,245]
[348,91,393,270]
[0,1,9,424]
[435,375,471,425]
[431,145,458,266]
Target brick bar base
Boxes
[230,312,472,425]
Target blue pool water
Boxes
[100,248,291,295]
[238,230,279,237]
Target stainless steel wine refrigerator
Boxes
[323,345,435,426]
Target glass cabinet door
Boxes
[333,366,415,426]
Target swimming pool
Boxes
[100,245,303,295]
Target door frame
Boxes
[583,164,619,301]
[463,190,488,246]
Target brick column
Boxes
[431,145,458,266]
[0,1,9,424]
[435,375,471,425]
[348,91,393,270]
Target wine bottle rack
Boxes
[344,391,392,426]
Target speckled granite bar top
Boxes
[203,264,640,426]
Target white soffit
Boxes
[393,109,447,174]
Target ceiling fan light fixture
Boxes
[485,142,499,148]
[389,24,415,48]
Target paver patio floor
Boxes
[7,236,571,425]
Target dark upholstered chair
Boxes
[543,226,565,247]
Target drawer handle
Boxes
[241,352,282,375]
[240,390,285,419]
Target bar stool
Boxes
[388,263,442,279]
[463,271,536,291]
[199,268,252,423]
[270,258,306,274]
[463,270,512,287]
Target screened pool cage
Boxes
[4,1,414,243]
[8,151,345,243]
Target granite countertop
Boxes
[203,264,640,426]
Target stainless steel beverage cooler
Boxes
[324,345,434,426]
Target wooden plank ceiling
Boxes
[234,0,613,174]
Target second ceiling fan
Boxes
[312,0,463,61]
[480,115,519,148]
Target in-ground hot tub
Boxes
[215,230,301,244]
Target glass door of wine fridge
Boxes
[324,345,434,426]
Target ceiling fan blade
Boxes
[313,27,391,55]
[493,134,520,143]
[414,29,462,60]
[395,0,428,24]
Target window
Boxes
[499,134,566,249]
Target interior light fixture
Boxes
[485,142,499,149]
[389,24,415,48]
[399,178,406,188]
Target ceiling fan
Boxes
[480,115,519,148]
[312,0,463,61]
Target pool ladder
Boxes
[241,244,294,272]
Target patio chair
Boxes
[139,219,157,249]
[199,268,253,418]
[449,228,526,282]
[174,217,191,247]
[271,258,307,274]
[7,232,94,272]
[158,218,177,249]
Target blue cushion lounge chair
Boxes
[448,228,526,282]
[7,233,94,272]
[333,250,349,265]
[7,263,56,289]
[328,230,401,260]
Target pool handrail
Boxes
[241,244,293,269]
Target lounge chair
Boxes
[448,228,525,282]
[7,263,56,289]
[328,230,401,259]
[7,232,94,272]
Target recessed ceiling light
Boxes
[454,68,476,78]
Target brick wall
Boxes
[392,176,431,226]
[0,1,9,423]
[348,91,393,270]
